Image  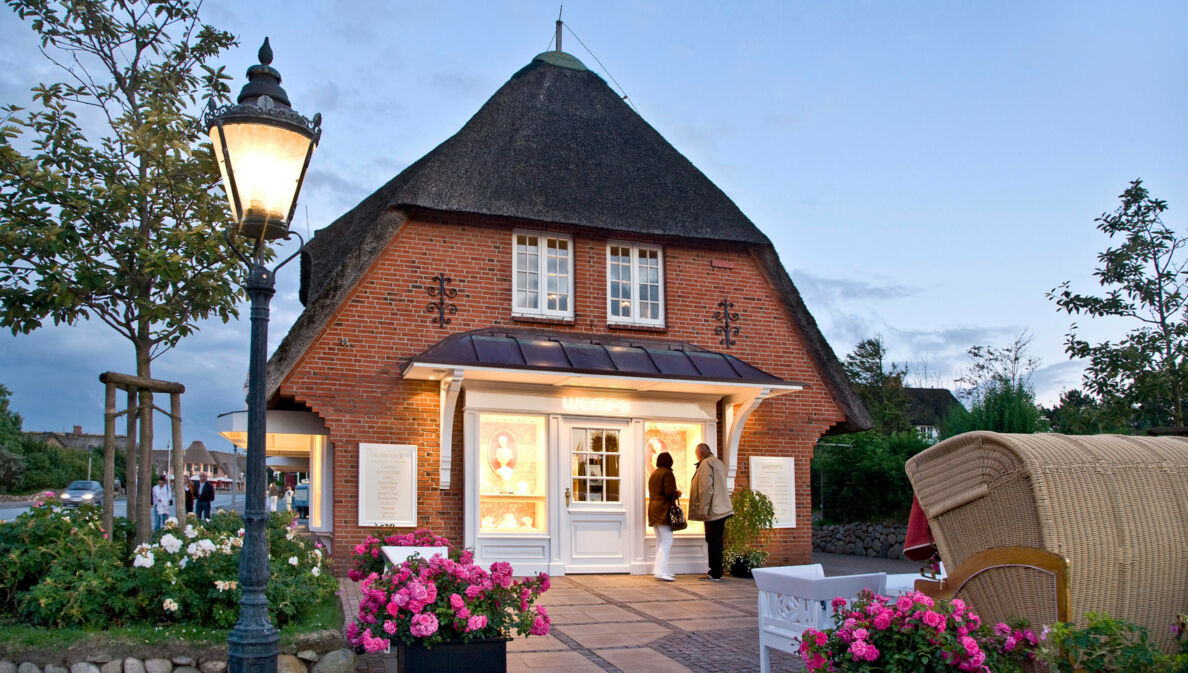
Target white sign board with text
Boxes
[749,456,796,528]
[358,443,417,527]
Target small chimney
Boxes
[555,7,563,53]
[73,425,82,437]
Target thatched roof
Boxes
[904,387,962,427]
[183,441,215,469]
[272,50,870,434]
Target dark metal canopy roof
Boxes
[402,328,803,387]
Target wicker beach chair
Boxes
[905,431,1188,652]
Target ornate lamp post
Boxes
[205,38,320,673]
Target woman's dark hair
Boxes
[655,451,673,469]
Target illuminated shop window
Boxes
[570,428,621,503]
[643,421,704,535]
[478,414,547,534]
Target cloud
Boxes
[791,270,917,302]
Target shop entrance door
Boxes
[559,422,631,572]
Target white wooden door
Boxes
[559,421,631,572]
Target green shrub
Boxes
[1040,612,1188,673]
[0,499,335,629]
[724,488,775,570]
[812,431,929,524]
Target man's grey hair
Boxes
[695,443,713,459]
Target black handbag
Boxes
[668,501,688,532]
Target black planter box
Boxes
[396,637,509,673]
[729,560,754,578]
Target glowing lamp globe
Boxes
[206,38,321,241]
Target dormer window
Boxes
[512,230,573,319]
[607,243,664,326]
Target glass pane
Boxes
[606,478,619,502]
[592,431,604,453]
[605,453,619,477]
[643,422,704,535]
[604,431,619,454]
[478,414,547,533]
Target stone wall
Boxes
[812,522,908,559]
[0,631,352,673]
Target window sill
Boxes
[606,322,667,333]
[512,314,576,326]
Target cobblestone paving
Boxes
[341,553,919,673]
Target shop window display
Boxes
[643,421,704,535]
[478,414,547,533]
[570,428,621,503]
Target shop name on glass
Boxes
[561,396,631,415]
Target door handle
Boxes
[565,488,571,507]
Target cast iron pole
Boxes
[227,262,278,673]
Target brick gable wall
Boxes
[279,214,845,569]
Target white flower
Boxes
[160,534,183,554]
[198,539,216,554]
[133,551,155,568]
[286,530,296,541]
[165,516,178,527]
[163,598,179,613]
[236,528,245,536]
[311,566,321,577]
[312,549,323,559]
[134,543,151,554]
[214,580,238,592]
[288,556,299,566]
[184,524,198,539]
[179,557,188,569]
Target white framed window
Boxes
[607,243,664,326]
[512,230,573,318]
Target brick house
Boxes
[257,48,869,574]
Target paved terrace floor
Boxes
[342,553,918,673]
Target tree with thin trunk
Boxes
[1048,179,1186,430]
[0,0,239,544]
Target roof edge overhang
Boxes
[403,360,805,398]
[216,409,328,457]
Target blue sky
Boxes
[1,1,1184,451]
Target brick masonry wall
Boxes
[278,213,846,570]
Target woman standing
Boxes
[647,451,681,581]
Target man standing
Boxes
[195,472,215,520]
[151,475,172,530]
[688,442,733,581]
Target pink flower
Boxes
[813,630,827,647]
[922,610,945,630]
[851,628,869,641]
[1003,636,1018,651]
[960,635,981,657]
[449,593,465,610]
[994,622,1011,637]
[831,596,848,610]
[410,612,439,638]
[355,544,367,555]
[466,615,488,632]
[873,612,891,631]
[383,619,397,635]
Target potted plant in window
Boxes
[724,487,775,578]
[347,529,551,673]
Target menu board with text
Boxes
[749,456,795,528]
[358,443,417,527]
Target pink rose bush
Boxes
[799,590,1039,672]
[348,528,453,581]
[347,529,550,652]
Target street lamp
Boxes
[205,38,320,673]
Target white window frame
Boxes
[605,242,665,327]
[511,229,574,319]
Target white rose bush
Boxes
[0,496,336,628]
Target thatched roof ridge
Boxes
[905,387,962,427]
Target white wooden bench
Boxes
[753,565,887,673]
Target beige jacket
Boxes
[688,454,733,522]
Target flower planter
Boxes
[729,559,754,578]
[395,637,510,673]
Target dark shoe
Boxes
[699,575,722,582]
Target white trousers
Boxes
[653,524,673,578]
[269,495,278,512]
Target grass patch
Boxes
[0,593,343,660]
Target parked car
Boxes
[293,481,310,518]
[60,480,103,507]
